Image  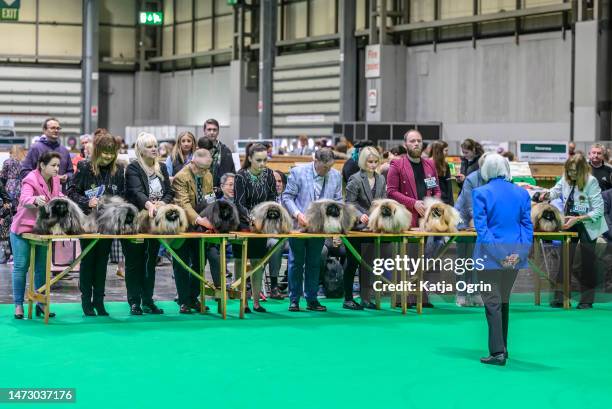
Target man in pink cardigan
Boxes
[386,129,441,308]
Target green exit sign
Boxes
[0,8,18,20]
[139,11,163,25]
[227,0,239,5]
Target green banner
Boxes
[519,143,566,153]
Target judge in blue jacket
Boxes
[472,153,533,366]
[282,148,343,312]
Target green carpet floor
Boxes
[1,295,611,409]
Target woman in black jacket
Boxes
[430,140,454,205]
[68,130,124,316]
[234,143,277,313]
[457,138,484,192]
[124,132,174,315]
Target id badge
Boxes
[424,177,438,189]
[571,203,588,215]
[204,193,216,204]
[85,185,105,199]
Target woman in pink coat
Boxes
[11,151,63,319]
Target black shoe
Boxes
[549,301,564,308]
[14,308,24,320]
[188,300,210,313]
[504,352,509,359]
[423,302,434,308]
[360,301,377,310]
[269,287,285,300]
[244,305,252,314]
[93,301,109,316]
[82,298,96,316]
[143,302,164,314]
[576,303,593,310]
[288,302,300,312]
[343,300,364,310]
[253,305,267,313]
[35,304,55,318]
[179,304,192,314]
[306,301,327,312]
[480,354,506,366]
[82,303,96,317]
[130,304,143,315]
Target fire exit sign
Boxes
[139,11,162,25]
[0,0,19,21]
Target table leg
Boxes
[240,239,248,319]
[417,237,424,315]
[375,237,381,310]
[534,239,541,306]
[44,242,52,324]
[391,241,398,309]
[563,236,570,309]
[199,238,206,314]
[27,244,36,320]
[401,237,407,315]
[220,238,227,319]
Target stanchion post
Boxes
[220,237,227,319]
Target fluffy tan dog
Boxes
[137,204,188,234]
[304,199,358,234]
[531,203,563,232]
[419,197,461,233]
[250,201,293,234]
[367,199,412,233]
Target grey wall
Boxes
[99,73,134,137]
[131,67,233,145]
[405,32,572,142]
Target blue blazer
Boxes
[472,178,533,270]
[282,162,343,219]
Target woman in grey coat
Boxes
[344,146,387,310]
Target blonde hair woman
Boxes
[343,146,387,310]
[124,132,174,315]
[166,131,196,179]
[541,153,608,309]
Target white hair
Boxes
[480,153,511,182]
[135,132,162,178]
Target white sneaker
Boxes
[456,295,467,307]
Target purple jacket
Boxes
[20,136,73,180]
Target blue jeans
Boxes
[10,232,46,306]
[288,238,324,303]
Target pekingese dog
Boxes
[531,202,563,232]
[94,196,139,235]
[137,204,188,234]
[304,199,358,234]
[419,197,461,233]
[367,199,412,233]
[250,201,292,234]
[34,197,92,235]
[199,200,240,233]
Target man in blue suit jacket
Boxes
[472,154,533,366]
[282,148,343,312]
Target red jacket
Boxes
[386,156,441,227]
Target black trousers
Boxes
[123,239,160,306]
[554,223,597,304]
[480,269,518,356]
[343,237,373,302]
[173,239,202,306]
[79,238,113,303]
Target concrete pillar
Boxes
[230,60,259,143]
[82,0,99,134]
[365,45,406,122]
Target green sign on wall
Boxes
[0,0,20,21]
[139,11,163,25]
